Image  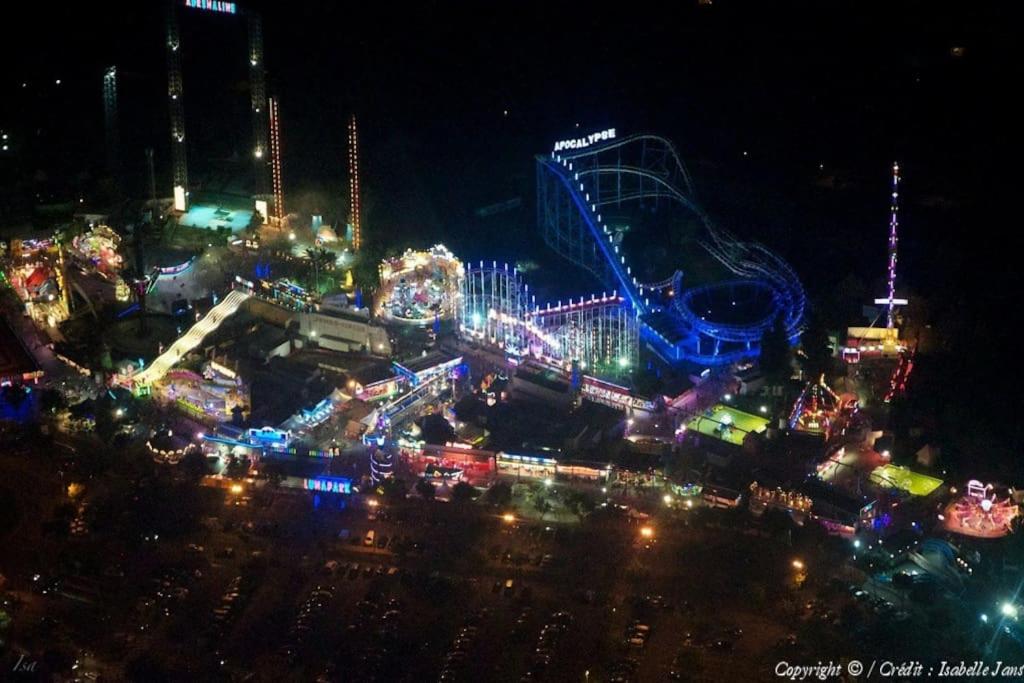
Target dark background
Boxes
[1,1,1018,476]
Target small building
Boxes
[799,477,878,536]
[393,350,462,385]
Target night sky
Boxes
[2,1,1019,471]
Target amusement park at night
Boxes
[0,1,1020,681]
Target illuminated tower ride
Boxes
[103,66,120,188]
[248,12,268,193]
[166,3,187,210]
[268,96,284,225]
[348,114,362,251]
[165,1,269,211]
[874,162,907,328]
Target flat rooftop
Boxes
[0,317,39,382]
[178,203,253,233]
[687,404,769,446]
[870,464,943,497]
[397,350,460,374]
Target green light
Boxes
[617,357,629,368]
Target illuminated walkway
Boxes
[134,289,251,386]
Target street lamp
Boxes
[1001,602,1019,619]
[791,558,807,588]
[640,526,654,539]
[663,494,673,505]
[502,513,515,524]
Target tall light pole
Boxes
[348,114,361,251]
[269,96,284,225]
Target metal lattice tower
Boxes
[268,96,284,224]
[166,2,187,207]
[348,114,362,251]
[166,1,268,209]
[459,262,531,352]
[248,12,268,193]
[536,295,638,375]
[145,148,158,210]
[103,66,120,184]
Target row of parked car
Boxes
[281,584,335,665]
[521,610,574,681]
[211,575,247,632]
[487,546,556,568]
[323,560,402,579]
[438,608,488,682]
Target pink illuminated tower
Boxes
[874,161,907,328]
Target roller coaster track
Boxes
[537,133,805,364]
[133,289,251,386]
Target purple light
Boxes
[886,161,900,329]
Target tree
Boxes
[415,478,435,500]
[305,247,337,294]
[180,448,209,482]
[451,481,478,504]
[528,484,551,520]
[39,388,67,415]
[380,476,408,504]
[760,316,792,387]
[483,481,513,507]
[800,313,834,381]
[246,209,263,237]
[561,489,596,521]
[761,507,794,543]
[418,414,455,445]
[125,652,171,682]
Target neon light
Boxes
[553,128,616,152]
[268,97,284,224]
[348,114,361,251]
[883,162,901,328]
[303,477,352,494]
[183,0,236,14]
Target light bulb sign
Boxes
[183,0,237,14]
[553,128,617,152]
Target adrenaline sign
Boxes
[183,0,237,14]
[553,128,616,152]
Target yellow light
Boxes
[502,513,515,524]
[792,559,805,570]
[640,526,654,539]
[230,484,244,494]
[367,498,379,507]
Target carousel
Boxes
[375,244,463,324]
[788,375,851,437]
[942,480,1019,539]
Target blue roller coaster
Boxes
[536,133,805,366]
